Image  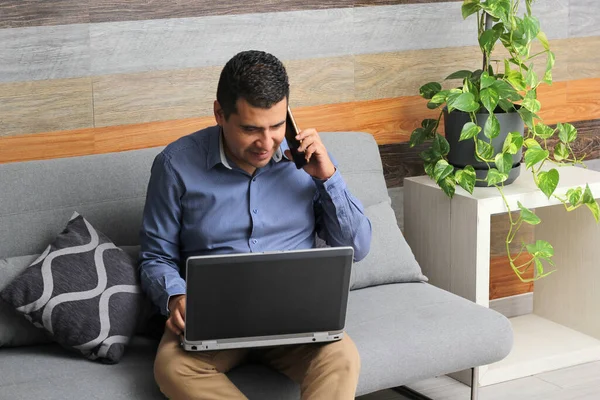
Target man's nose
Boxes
[258,132,275,149]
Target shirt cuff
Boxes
[163,283,187,317]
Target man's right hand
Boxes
[167,294,186,336]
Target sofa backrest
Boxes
[0,131,389,258]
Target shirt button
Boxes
[252,178,257,182]
[253,209,258,214]
[252,239,258,244]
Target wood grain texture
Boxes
[0,23,90,83]
[569,0,600,38]
[567,36,600,79]
[355,38,582,100]
[356,0,460,5]
[353,0,568,57]
[89,0,353,23]
[542,119,600,161]
[88,9,354,76]
[490,253,534,300]
[0,78,93,137]
[2,78,599,161]
[0,1,89,29]
[92,57,355,127]
[490,212,535,257]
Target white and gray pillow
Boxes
[0,213,144,363]
[350,200,427,290]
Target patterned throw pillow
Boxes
[0,212,143,363]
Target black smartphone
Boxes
[285,107,308,169]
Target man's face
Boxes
[215,97,287,175]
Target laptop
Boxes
[182,246,354,351]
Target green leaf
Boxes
[459,122,482,141]
[544,51,555,84]
[439,175,456,198]
[495,153,513,175]
[480,87,499,113]
[420,148,439,163]
[424,162,435,178]
[422,118,438,133]
[526,240,554,259]
[446,70,473,80]
[455,165,476,194]
[518,201,541,225]
[430,90,450,105]
[583,184,595,205]
[537,168,559,198]
[462,0,481,19]
[553,142,569,161]
[433,134,450,156]
[537,31,550,51]
[480,71,496,89]
[479,28,502,56]
[522,15,540,42]
[522,97,541,113]
[420,82,442,99]
[491,80,522,101]
[503,132,524,154]
[498,99,514,112]
[427,101,442,109]
[484,113,500,139]
[557,122,577,143]
[534,123,555,139]
[434,159,454,182]
[567,187,582,206]
[477,139,494,160]
[481,0,510,25]
[486,168,508,186]
[410,128,427,147]
[534,258,544,276]
[447,92,480,113]
[524,147,549,168]
[506,70,527,91]
[524,138,541,149]
[518,107,538,129]
[526,63,539,88]
[586,201,600,222]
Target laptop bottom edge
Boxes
[183,330,345,351]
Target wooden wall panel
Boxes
[0,1,89,29]
[92,57,355,127]
[2,79,600,163]
[0,78,93,137]
[89,0,354,24]
[490,253,535,300]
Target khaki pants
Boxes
[154,330,361,400]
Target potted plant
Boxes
[409,0,599,282]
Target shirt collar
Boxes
[208,126,289,170]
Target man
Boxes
[139,50,372,400]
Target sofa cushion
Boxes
[0,254,53,347]
[350,201,427,290]
[0,213,144,363]
[345,283,513,396]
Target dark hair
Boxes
[216,50,290,120]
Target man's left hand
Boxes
[286,128,335,180]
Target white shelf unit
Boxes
[404,166,600,387]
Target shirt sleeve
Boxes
[139,153,187,316]
[313,168,372,261]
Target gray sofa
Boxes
[0,131,513,399]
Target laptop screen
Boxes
[185,248,353,341]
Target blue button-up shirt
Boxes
[139,125,372,315]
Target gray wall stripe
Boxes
[0,1,579,83]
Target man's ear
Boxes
[214,100,224,126]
